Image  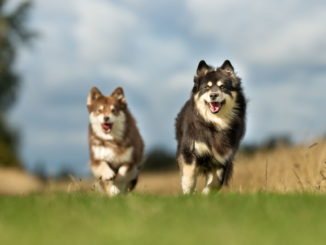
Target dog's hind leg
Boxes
[127,177,138,192]
[117,165,139,192]
[221,161,233,186]
[202,170,222,194]
[178,155,198,194]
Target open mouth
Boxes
[208,101,224,113]
[101,123,113,132]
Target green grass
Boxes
[0,193,325,245]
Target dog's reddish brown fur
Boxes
[87,87,144,195]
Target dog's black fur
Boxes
[175,60,246,189]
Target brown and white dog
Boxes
[87,87,144,196]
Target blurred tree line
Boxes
[240,135,292,155]
[0,0,35,167]
[143,149,177,172]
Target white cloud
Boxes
[246,72,326,142]
[75,0,143,63]
[249,10,326,65]
[99,64,146,86]
[186,0,326,66]
[166,70,193,92]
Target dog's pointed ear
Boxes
[87,87,102,110]
[111,87,127,106]
[196,60,211,77]
[220,60,241,87]
[220,60,235,76]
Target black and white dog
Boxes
[175,60,246,194]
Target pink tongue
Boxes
[210,102,221,113]
[102,123,112,131]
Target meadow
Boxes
[134,139,326,194]
[229,139,326,193]
[0,139,326,244]
[1,193,326,245]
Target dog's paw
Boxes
[202,187,210,195]
[108,185,121,196]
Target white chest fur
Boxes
[92,145,133,164]
[194,141,232,165]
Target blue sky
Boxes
[9,0,326,176]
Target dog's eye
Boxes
[111,108,116,113]
[217,81,225,89]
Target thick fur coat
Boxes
[87,87,144,196]
[175,60,246,194]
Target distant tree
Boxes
[0,0,35,167]
[240,135,292,156]
[143,149,177,172]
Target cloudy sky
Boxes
[9,0,326,176]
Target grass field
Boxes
[1,192,326,245]
[1,140,325,244]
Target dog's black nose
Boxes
[210,93,219,100]
[104,116,110,122]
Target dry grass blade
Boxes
[308,142,318,149]
[67,174,82,192]
[293,168,305,191]
[265,159,268,190]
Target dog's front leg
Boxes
[91,161,116,181]
[179,156,198,194]
[106,165,139,196]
